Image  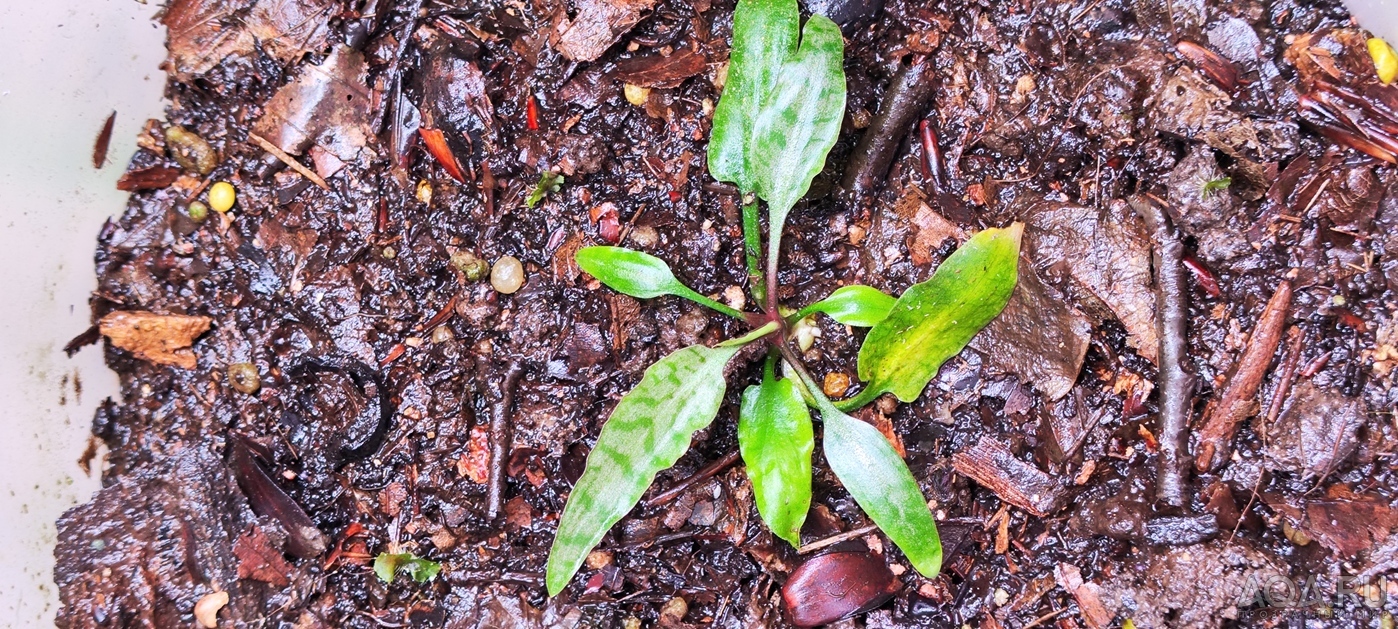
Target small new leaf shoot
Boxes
[526,171,563,208]
[373,552,441,584]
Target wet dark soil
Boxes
[56,0,1398,627]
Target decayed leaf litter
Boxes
[56,0,1398,627]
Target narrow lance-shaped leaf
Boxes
[845,224,1022,409]
[795,285,896,327]
[818,398,942,577]
[546,343,742,596]
[707,0,799,190]
[749,15,845,242]
[738,357,813,547]
[576,246,745,319]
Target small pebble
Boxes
[208,182,236,213]
[723,285,746,311]
[431,325,454,344]
[227,363,260,394]
[186,201,209,223]
[659,597,688,623]
[165,125,217,174]
[585,550,614,569]
[491,256,525,294]
[823,372,851,398]
[451,250,489,281]
[416,179,433,204]
[629,224,659,248]
[194,591,228,628]
[623,83,651,106]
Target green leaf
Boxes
[817,400,942,578]
[526,171,563,208]
[749,14,846,237]
[373,552,442,584]
[796,285,896,327]
[707,0,799,191]
[546,343,742,596]
[1200,176,1231,199]
[848,224,1022,408]
[738,358,813,547]
[575,246,746,319]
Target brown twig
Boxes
[840,56,937,202]
[796,524,879,555]
[486,360,524,518]
[643,450,741,508]
[1194,281,1292,472]
[1262,327,1305,434]
[1131,196,1192,506]
[247,132,330,190]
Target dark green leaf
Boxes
[848,224,1022,407]
[575,246,745,318]
[817,399,942,577]
[707,0,799,191]
[546,343,742,596]
[749,15,845,237]
[797,285,896,327]
[738,360,813,547]
[526,171,563,208]
[373,552,441,584]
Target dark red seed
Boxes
[93,110,116,168]
[1176,40,1239,92]
[1182,255,1222,297]
[419,127,468,182]
[116,165,181,191]
[782,551,901,627]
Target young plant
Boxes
[543,0,1023,596]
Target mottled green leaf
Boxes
[817,398,942,577]
[707,0,799,191]
[797,285,896,327]
[749,15,845,237]
[575,246,745,318]
[373,552,441,584]
[847,224,1022,408]
[738,360,813,547]
[546,343,742,596]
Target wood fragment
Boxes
[1194,281,1292,471]
[796,524,879,555]
[841,57,937,202]
[951,436,1063,516]
[97,310,212,369]
[1054,563,1111,629]
[1130,196,1192,506]
[486,360,524,519]
[1263,327,1305,429]
[643,450,741,508]
[93,111,116,168]
[247,132,330,190]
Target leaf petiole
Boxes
[742,197,767,307]
[721,320,781,347]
